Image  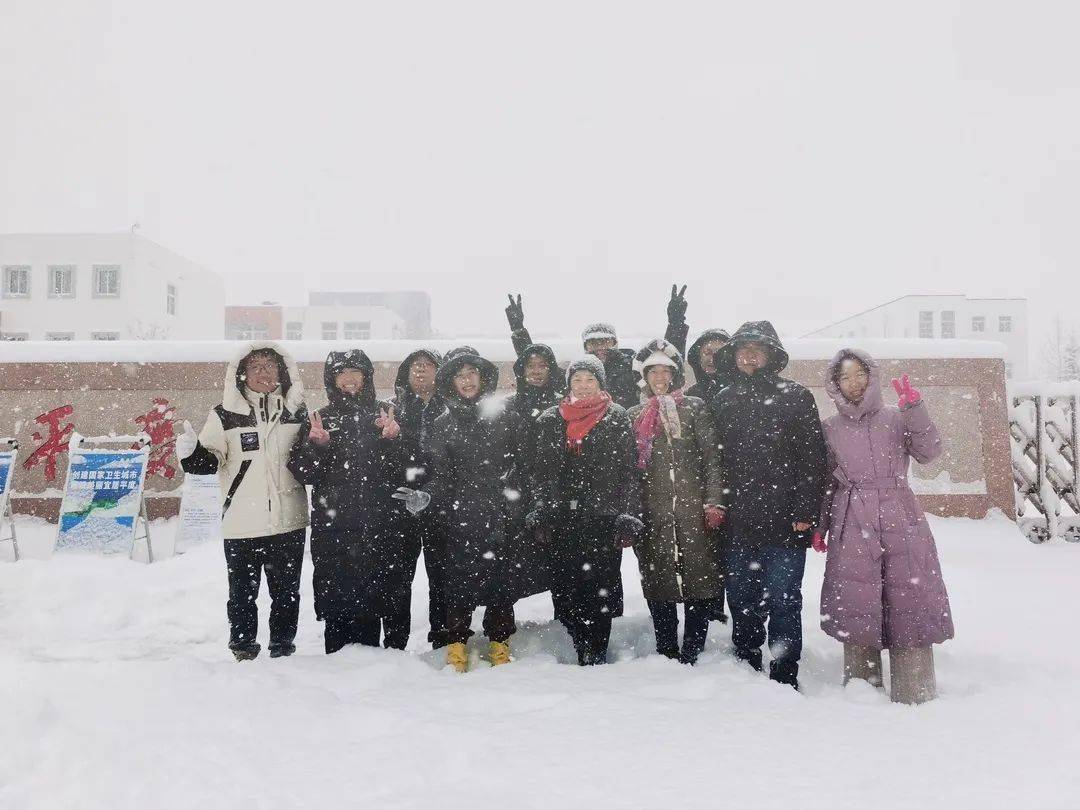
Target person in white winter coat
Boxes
[177,341,310,661]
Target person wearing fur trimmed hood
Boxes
[504,293,651,410]
[393,347,531,673]
[815,349,952,704]
[287,349,412,654]
[388,348,451,648]
[530,355,640,665]
[708,321,828,689]
[177,341,309,661]
[627,340,726,665]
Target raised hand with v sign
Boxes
[308,411,330,446]
[374,405,401,440]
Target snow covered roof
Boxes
[0,337,1008,363]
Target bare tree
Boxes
[1042,317,1080,381]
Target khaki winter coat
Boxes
[182,341,310,540]
[627,396,726,602]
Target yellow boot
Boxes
[489,640,511,666]
[446,642,468,673]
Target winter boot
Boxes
[843,643,884,688]
[769,659,800,691]
[489,640,511,666]
[269,643,296,659]
[734,647,763,672]
[446,642,468,673]
[657,646,680,661]
[889,646,936,704]
[231,643,261,662]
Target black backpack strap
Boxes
[222,459,253,516]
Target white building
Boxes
[280,303,406,341]
[0,233,225,341]
[804,295,1028,378]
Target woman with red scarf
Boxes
[530,355,640,665]
[627,340,726,665]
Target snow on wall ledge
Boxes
[0,338,1014,522]
[0,337,1008,363]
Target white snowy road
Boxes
[2,514,1078,810]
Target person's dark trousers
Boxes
[324,614,381,654]
[565,615,612,666]
[647,599,712,664]
[724,543,807,686]
[223,530,306,656]
[379,597,412,650]
[446,603,516,645]
[419,521,450,648]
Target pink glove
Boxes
[704,505,726,530]
[891,374,921,409]
[811,531,828,553]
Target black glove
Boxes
[505,293,525,331]
[614,513,644,547]
[525,509,542,530]
[667,284,688,324]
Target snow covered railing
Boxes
[1008,382,1080,543]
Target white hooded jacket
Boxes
[181,341,310,540]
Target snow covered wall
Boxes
[0,339,1014,521]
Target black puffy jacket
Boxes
[708,321,828,548]
[287,350,411,619]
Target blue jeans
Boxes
[724,544,807,683]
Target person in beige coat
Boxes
[628,339,726,664]
[177,341,309,660]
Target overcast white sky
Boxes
[2,1,1078,359]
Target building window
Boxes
[321,321,338,340]
[166,284,177,315]
[48,265,76,298]
[971,316,985,332]
[343,321,371,340]
[92,264,121,297]
[1,332,28,341]
[45,332,75,341]
[285,321,303,340]
[230,324,269,341]
[3,265,31,298]
[999,315,1013,333]
[940,310,956,339]
[918,311,933,338]
[92,331,120,341]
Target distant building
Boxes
[803,295,1028,378]
[0,233,224,341]
[225,290,430,341]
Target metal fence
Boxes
[1009,383,1080,543]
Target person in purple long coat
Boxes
[813,348,954,704]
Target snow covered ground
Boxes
[2,514,1078,810]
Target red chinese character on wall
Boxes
[133,397,179,480]
[23,405,76,482]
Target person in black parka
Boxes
[708,321,829,689]
[394,348,531,673]
[287,349,412,654]
[388,348,451,648]
[530,355,641,665]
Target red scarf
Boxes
[559,392,611,454]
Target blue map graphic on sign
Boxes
[57,450,147,552]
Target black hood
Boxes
[436,351,500,403]
[686,328,731,380]
[394,348,444,397]
[324,349,377,411]
[715,320,789,377]
[235,348,293,398]
[513,344,563,395]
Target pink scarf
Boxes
[633,389,685,469]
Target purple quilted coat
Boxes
[818,349,955,650]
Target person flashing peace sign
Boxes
[288,350,410,654]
